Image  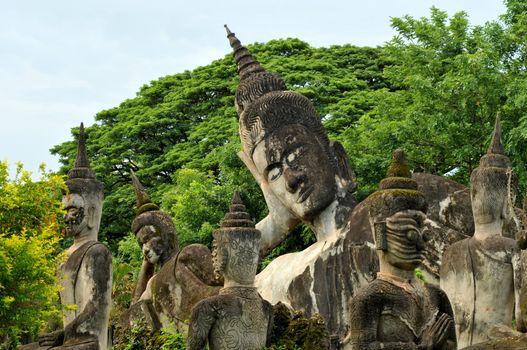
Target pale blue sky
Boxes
[0,0,506,175]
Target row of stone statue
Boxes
[22,26,527,350]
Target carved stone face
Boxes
[62,193,90,237]
[137,225,166,264]
[384,210,426,271]
[214,236,259,285]
[252,125,336,221]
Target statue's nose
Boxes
[284,167,306,193]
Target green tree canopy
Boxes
[344,4,527,198]
[51,39,389,248]
[0,162,65,348]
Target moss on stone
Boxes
[268,303,330,350]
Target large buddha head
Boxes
[366,149,428,271]
[212,192,260,286]
[63,123,104,240]
[130,170,179,266]
[470,115,517,226]
[226,26,356,222]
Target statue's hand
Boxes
[38,329,64,347]
[418,313,453,350]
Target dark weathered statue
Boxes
[124,171,221,330]
[344,149,456,350]
[187,192,273,350]
[225,25,377,340]
[440,116,526,348]
[22,123,112,350]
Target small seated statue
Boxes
[440,116,526,348]
[187,192,273,350]
[22,123,112,350]
[125,171,222,330]
[344,149,456,350]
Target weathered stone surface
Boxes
[226,27,473,345]
[122,172,221,331]
[462,332,527,349]
[187,192,273,350]
[22,123,112,350]
[440,115,526,348]
[344,150,456,350]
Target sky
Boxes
[0,0,507,176]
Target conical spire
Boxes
[219,191,256,229]
[487,113,505,155]
[386,148,411,179]
[368,148,426,231]
[224,24,265,80]
[479,113,510,169]
[130,170,159,214]
[379,149,417,190]
[68,122,96,179]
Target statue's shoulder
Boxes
[478,235,518,261]
[192,293,240,317]
[86,241,111,254]
[424,282,449,300]
[444,237,469,255]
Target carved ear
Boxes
[87,206,96,229]
[330,141,357,193]
[374,222,388,250]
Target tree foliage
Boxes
[0,162,65,348]
[51,3,527,256]
[344,5,527,199]
[51,39,389,247]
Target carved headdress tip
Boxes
[487,112,504,155]
[231,191,243,205]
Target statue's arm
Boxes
[64,244,112,341]
[436,288,457,348]
[265,301,274,347]
[512,250,527,332]
[238,151,300,256]
[132,259,155,303]
[187,300,215,350]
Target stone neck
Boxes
[311,193,353,241]
[69,232,97,253]
[219,285,259,299]
[223,279,255,289]
[473,220,503,240]
[378,253,417,282]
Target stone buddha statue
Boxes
[187,192,273,350]
[22,123,112,350]
[344,149,456,350]
[225,25,377,340]
[123,171,221,330]
[440,115,526,348]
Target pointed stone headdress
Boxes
[225,26,335,169]
[366,149,427,249]
[65,123,103,196]
[213,191,260,242]
[130,170,160,215]
[212,191,260,279]
[130,171,179,256]
[225,25,286,115]
[470,113,517,215]
[479,114,511,169]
